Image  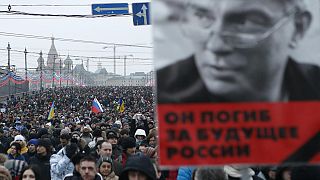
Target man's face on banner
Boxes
[184,0,298,101]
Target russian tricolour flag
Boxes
[92,98,104,114]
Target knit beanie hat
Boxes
[121,137,136,150]
[97,156,113,170]
[28,139,39,146]
[120,153,156,180]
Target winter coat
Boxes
[7,153,26,161]
[102,171,119,180]
[29,153,51,180]
[64,171,103,180]
[177,167,195,180]
[50,148,74,180]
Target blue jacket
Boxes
[50,147,75,180]
[177,167,195,180]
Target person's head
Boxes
[36,139,51,156]
[97,156,113,177]
[10,142,22,155]
[146,131,157,148]
[120,153,156,180]
[79,156,98,180]
[120,129,130,138]
[134,129,146,145]
[182,0,311,102]
[192,167,227,180]
[14,135,25,143]
[122,122,130,130]
[27,139,38,153]
[71,152,86,173]
[121,137,136,156]
[0,165,12,180]
[268,167,277,180]
[276,166,292,180]
[106,130,118,146]
[19,165,41,180]
[60,133,71,147]
[98,141,113,158]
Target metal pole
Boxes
[87,58,89,71]
[113,44,116,75]
[52,55,55,88]
[71,64,74,86]
[24,48,28,81]
[59,57,62,88]
[124,56,127,77]
[67,66,69,87]
[7,43,10,72]
[7,43,11,98]
[40,51,43,91]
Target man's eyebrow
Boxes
[224,9,273,22]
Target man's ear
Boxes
[291,11,312,45]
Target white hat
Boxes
[134,129,146,137]
[46,122,52,126]
[224,165,254,179]
[115,120,122,128]
[14,135,25,141]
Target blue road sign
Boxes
[132,2,150,26]
[92,3,129,15]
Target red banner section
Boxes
[158,102,320,166]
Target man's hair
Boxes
[280,0,307,13]
[80,155,96,165]
[193,168,227,180]
[60,133,71,140]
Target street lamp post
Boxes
[103,45,116,75]
[124,55,133,77]
[24,48,28,81]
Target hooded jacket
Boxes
[50,147,75,180]
[120,154,156,180]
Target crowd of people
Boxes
[0,86,317,180]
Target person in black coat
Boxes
[29,138,52,180]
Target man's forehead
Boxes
[187,0,285,13]
[81,161,95,166]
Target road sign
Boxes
[92,3,129,15]
[132,3,150,26]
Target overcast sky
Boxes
[0,0,152,75]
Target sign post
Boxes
[132,3,150,26]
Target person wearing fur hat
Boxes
[97,156,119,180]
[29,138,52,180]
[106,130,122,164]
[120,137,136,167]
[120,153,156,180]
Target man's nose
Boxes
[205,24,233,55]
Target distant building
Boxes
[15,37,154,90]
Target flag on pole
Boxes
[118,98,125,113]
[48,101,55,120]
[92,98,104,114]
